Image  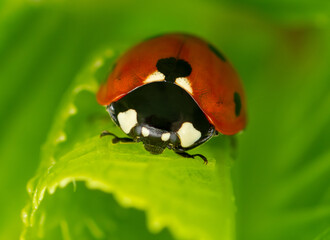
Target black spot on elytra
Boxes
[156,57,192,83]
[234,92,241,117]
[208,43,226,62]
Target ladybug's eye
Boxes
[234,92,241,117]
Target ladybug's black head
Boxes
[143,143,165,155]
[133,125,173,155]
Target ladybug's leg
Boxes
[174,151,208,165]
[100,131,134,144]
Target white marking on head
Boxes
[177,122,201,148]
[117,109,138,134]
[175,77,193,95]
[161,132,171,141]
[144,71,165,84]
[141,127,150,137]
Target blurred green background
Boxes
[0,0,329,239]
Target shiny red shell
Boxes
[97,34,247,135]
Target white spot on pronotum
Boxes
[175,77,193,94]
[161,132,171,141]
[118,109,138,134]
[144,71,165,84]
[177,122,201,148]
[141,127,150,137]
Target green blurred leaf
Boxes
[0,0,329,239]
[235,21,330,240]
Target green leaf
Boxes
[21,51,236,240]
[235,21,330,240]
[1,0,329,239]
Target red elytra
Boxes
[97,33,247,135]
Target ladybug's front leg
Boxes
[100,131,134,144]
[174,151,208,165]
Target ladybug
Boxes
[97,33,246,164]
